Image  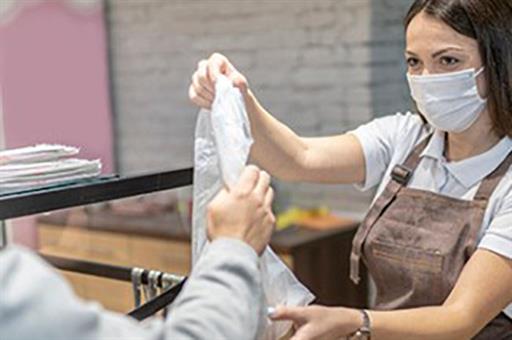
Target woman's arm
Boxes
[370,249,512,339]
[189,53,366,184]
[271,249,512,339]
[244,90,366,184]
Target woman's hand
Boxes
[269,305,362,340]
[207,165,275,255]
[189,53,249,109]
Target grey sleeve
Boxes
[164,238,264,339]
[0,238,263,340]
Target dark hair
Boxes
[404,0,512,138]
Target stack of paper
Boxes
[0,144,102,191]
[0,144,79,165]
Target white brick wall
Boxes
[107,0,413,217]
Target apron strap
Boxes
[474,150,512,201]
[350,132,433,284]
[464,149,512,256]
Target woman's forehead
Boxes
[405,11,478,53]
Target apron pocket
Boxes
[372,240,444,274]
[369,240,446,307]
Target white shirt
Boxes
[350,112,512,317]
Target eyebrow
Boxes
[405,47,465,58]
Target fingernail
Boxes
[267,306,276,317]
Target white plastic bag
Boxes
[192,75,314,339]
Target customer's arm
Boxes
[164,238,263,339]
[0,239,261,340]
[0,166,275,340]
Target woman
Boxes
[189,0,512,339]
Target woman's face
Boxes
[405,10,487,96]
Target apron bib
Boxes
[350,135,512,339]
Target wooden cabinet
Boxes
[38,217,367,313]
[130,237,191,276]
[39,224,134,312]
[39,223,200,312]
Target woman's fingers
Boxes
[191,59,215,103]
[190,53,249,110]
[197,60,215,94]
[206,53,248,92]
[231,72,249,94]
[191,81,213,104]
[269,306,308,324]
[188,85,212,109]
[207,53,229,83]
[192,72,214,102]
[270,306,313,340]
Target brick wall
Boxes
[107,0,413,218]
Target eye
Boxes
[440,56,460,66]
[406,57,420,68]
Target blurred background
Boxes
[0,0,414,312]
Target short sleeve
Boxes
[478,181,512,260]
[349,112,424,191]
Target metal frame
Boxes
[102,0,121,173]
[42,254,183,287]
[0,168,193,220]
[0,220,7,248]
[0,87,7,247]
[42,254,186,321]
[128,279,187,321]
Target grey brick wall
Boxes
[107,0,413,218]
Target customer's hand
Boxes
[207,165,275,255]
[189,53,249,110]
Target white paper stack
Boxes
[0,144,102,191]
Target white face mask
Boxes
[406,67,487,133]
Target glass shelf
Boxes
[0,168,193,220]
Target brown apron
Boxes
[350,135,512,339]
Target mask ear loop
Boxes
[474,67,488,102]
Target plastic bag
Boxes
[192,75,314,339]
